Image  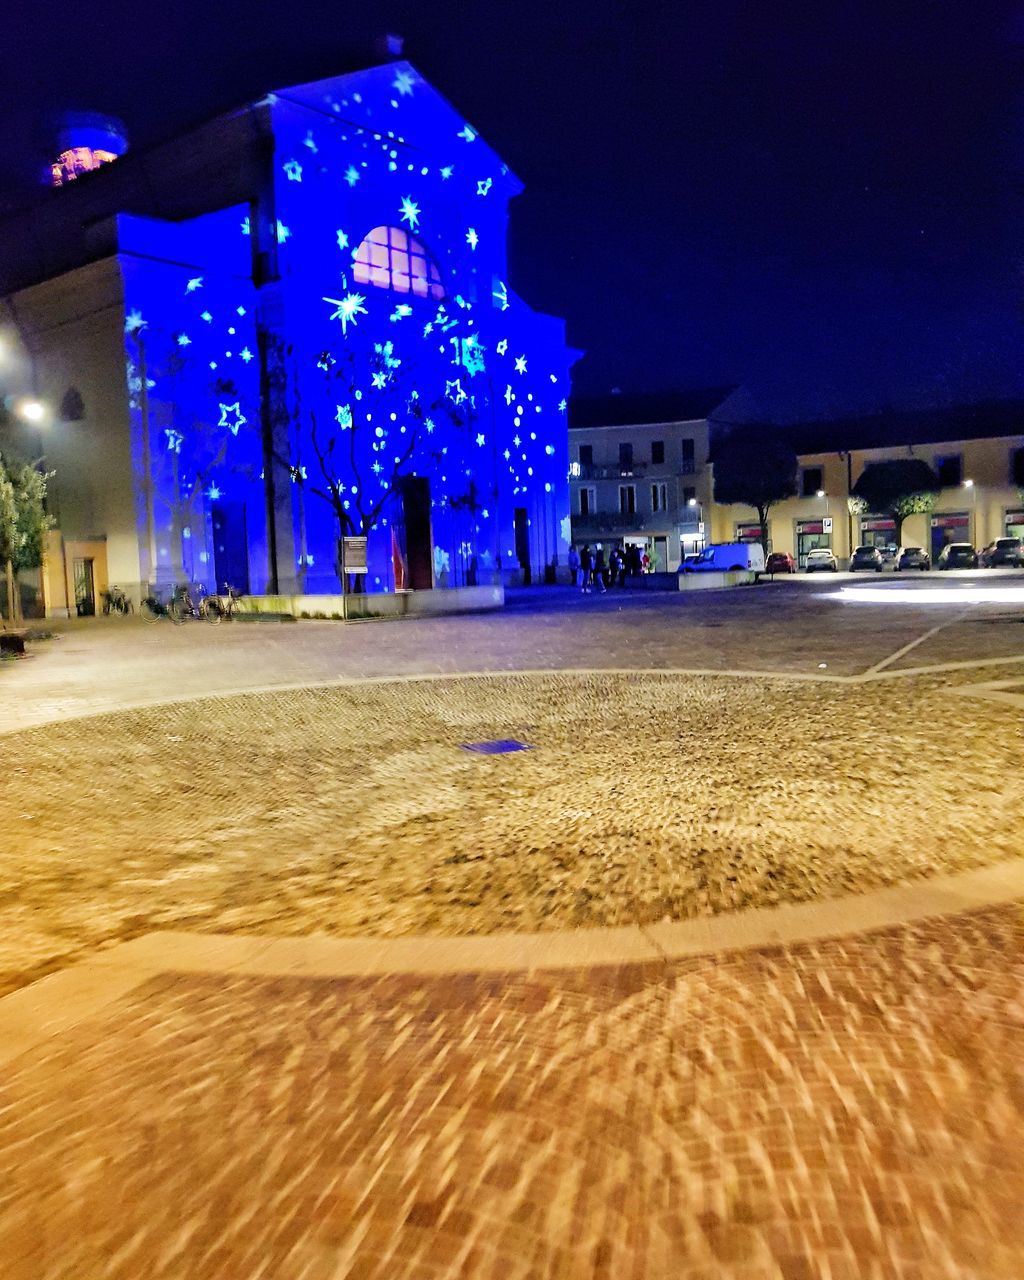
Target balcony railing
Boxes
[572,511,651,532]
[577,463,648,480]
[576,460,696,479]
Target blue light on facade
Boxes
[121,62,573,596]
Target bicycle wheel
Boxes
[168,598,187,625]
[202,597,222,625]
[140,598,161,623]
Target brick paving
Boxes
[1,671,1021,997]
[1,904,1023,1278]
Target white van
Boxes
[680,542,765,574]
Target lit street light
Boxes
[17,399,46,424]
[963,478,976,546]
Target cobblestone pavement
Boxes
[2,903,1023,1279]
[5,581,1024,732]
[1,671,1021,996]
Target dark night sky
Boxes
[3,0,1023,419]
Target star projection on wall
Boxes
[344,166,361,187]
[466,228,479,251]
[324,293,368,335]
[457,125,477,142]
[476,178,492,196]
[392,69,415,96]
[125,309,147,334]
[185,277,204,293]
[218,403,247,435]
[336,230,349,250]
[514,355,528,374]
[399,196,421,231]
[283,159,303,182]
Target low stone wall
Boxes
[235,585,505,621]
[677,570,758,591]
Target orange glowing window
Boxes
[353,226,444,300]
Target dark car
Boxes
[979,537,1024,568]
[848,545,885,572]
[897,546,931,572]
[765,551,796,574]
[937,542,978,570]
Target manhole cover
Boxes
[460,739,533,755]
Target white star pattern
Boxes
[393,69,415,95]
[476,177,493,196]
[324,292,368,335]
[124,309,147,333]
[177,333,191,347]
[240,348,254,363]
[440,165,454,180]
[218,403,247,436]
[185,277,203,293]
[496,339,508,355]
[336,230,349,250]
[475,433,486,447]
[466,227,478,250]
[399,196,421,231]
[344,166,360,187]
[514,355,528,374]
[504,385,514,405]
[458,125,477,142]
[283,159,303,182]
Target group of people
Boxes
[569,542,651,592]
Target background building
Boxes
[707,400,1024,565]
[0,62,574,615]
[568,391,728,570]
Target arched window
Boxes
[352,226,444,300]
[60,386,85,421]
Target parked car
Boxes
[680,542,766,573]
[679,553,703,571]
[897,546,931,571]
[879,543,901,568]
[979,537,1024,568]
[937,542,978,570]
[804,548,838,573]
[848,545,885,572]
[765,551,797,574]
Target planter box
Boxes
[236,585,504,621]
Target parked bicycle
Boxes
[202,582,246,621]
[101,585,133,615]
[141,583,219,625]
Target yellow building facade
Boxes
[709,433,1024,567]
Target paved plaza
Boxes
[1,580,1024,1278]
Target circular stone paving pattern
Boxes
[1,672,1021,992]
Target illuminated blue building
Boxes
[0,62,574,610]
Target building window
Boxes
[60,386,85,422]
[619,442,634,469]
[935,454,962,487]
[578,443,593,466]
[578,487,596,516]
[651,482,668,512]
[619,484,636,514]
[801,466,823,497]
[353,226,444,299]
[651,440,665,464]
[683,486,696,504]
[681,438,695,474]
[1011,447,1024,488]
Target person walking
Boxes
[593,543,607,592]
[579,543,593,593]
[609,545,623,588]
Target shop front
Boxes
[736,522,765,550]
[930,512,971,560]
[859,515,896,552]
[795,518,832,568]
[1005,509,1024,541]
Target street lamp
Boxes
[17,398,46,424]
[687,495,706,551]
[963,478,976,546]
